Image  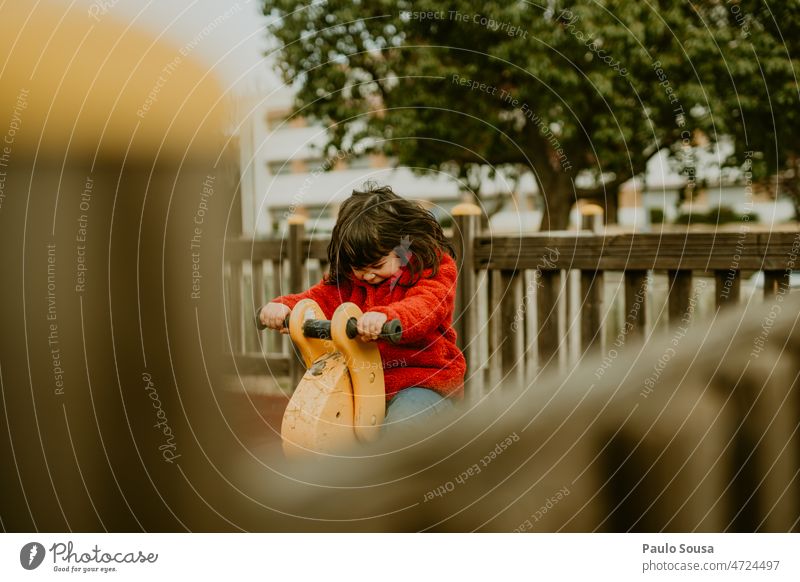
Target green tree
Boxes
[262,0,734,229]
[703,0,800,220]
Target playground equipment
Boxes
[258,299,402,458]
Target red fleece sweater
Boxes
[273,253,466,401]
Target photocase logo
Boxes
[20,542,46,570]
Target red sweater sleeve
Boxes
[370,255,457,344]
[271,279,351,319]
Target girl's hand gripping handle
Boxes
[255,302,291,332]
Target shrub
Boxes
[674,205,757,225]
[650,208,665,223]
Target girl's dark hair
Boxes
[326,183,455,286]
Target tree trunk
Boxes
[538,172,573,231]
[604,187,619,225]
[574,180,627,226]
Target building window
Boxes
[304,158,327,172]
[265,109,290,129]
[268,161,292,175]
[347,156,372,169]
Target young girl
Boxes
[258,184,465,432]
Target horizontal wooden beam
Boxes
[225,231,799,270]
[223,237,328,262]
[473,232,800,271]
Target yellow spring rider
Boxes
[259,298,402,458]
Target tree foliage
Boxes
[703,0,800,218]
[262,0,799,228]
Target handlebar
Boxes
[255,311,402,344]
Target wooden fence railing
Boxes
[223,209,799,393]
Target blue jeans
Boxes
[382,387,453,435]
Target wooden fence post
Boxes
[488,270,503,391]
[580,203,604,233]
[228,261,244,354]
[288,215,306,389]
[580,268,603,353]
[270,259,284,354]
[579,206,604,354]
[537,269,561,370]
[452,203,482,393]
[667,270,693,329]
[624,270,648,343]
[500,270,525,388]
[250,259,265,353]
[763,270,790,300]
[715,269,740,309]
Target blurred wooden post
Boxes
[288,215,306,388]
[715,269,740,309]
[250,260,265,353]
[488,270,503,391]
[452,203,482,393]
[624,270,648,342]
[580,203,604,233]
[763,270,789,300]
[228,261,244,353]
[579,205,604,353]
[269,259,284,354]
[580,268,603,353]
[537,269,561,370]
[667,270,693,329]
[499,270,525,388]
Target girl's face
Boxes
[352,251,401,285]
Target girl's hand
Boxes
[357,311,388,341]
[259,302,291,333]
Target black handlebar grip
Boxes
[368,318,402,344]
[300,318,402,344]
[257,310,402,344]
[302,319,333,340]
[344,317,402,343]
[255,309,266,331]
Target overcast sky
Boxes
[63,0,279,95]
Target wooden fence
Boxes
[223,208,799,393]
